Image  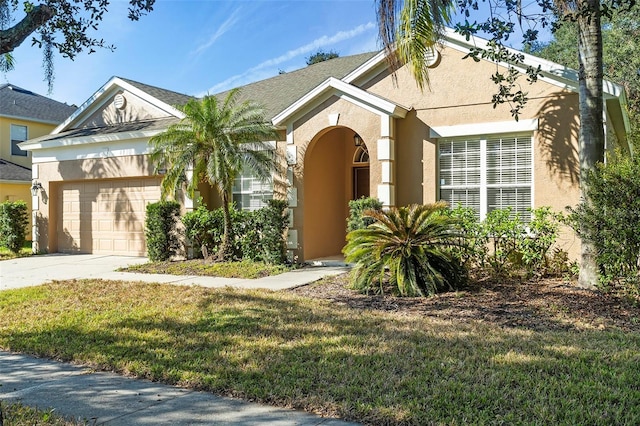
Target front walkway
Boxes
[0,254,349,291]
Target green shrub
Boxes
[347,197,383,232]
[182,204,224,259]
[145,200,181,261]
[447,205,489,269]
[483,208,523,276]
[568,153,640,294]
[182,200,289,264]
[253,199,289,264]
[343,202,467,297]
[0,200,29,254]
[518,207,564,277]
[447,205,565,279]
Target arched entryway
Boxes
[303,127,369,260]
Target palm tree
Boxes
[377,0,618,288]
[150,89,280,261]
[343,202,466,297]
[377,0,454,90]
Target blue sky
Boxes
[2,0,550,107]
[3,1,381,106]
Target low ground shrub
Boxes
[446,205,567,279]
[344,202,467,297]
[346,197,383,232]
[0,200,29,254]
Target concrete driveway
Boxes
[0,254,149,291]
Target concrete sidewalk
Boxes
[0,254,349,291]
[0,351,358,425]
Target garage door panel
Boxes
[58,178,162,256]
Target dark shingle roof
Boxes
[26,52,380,146]
[119,78,196,107]
[0,84,77,123]
[216,51,379,119]
[121,52,378,120]
[0,159,31,182]
[24,117,181,145]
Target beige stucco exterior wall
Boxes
[32,154,157,253]
[82,90,174,128]
[284,46,591,261]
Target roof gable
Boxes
[0,84,77,124]
[343,28,626,100]
[53,77,191,134]
[272,77,409,126]
[217,51,379,120]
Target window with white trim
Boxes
[232,170,273,211]
[11,124,28,157]
[439,134,532,220]
[232,142,276,211]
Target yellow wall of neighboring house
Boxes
[0,117,57,242]
[0,183,32,241]
[0,117,56,168]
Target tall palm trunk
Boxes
[218,190,235,261]
[577,0,605,288]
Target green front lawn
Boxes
[0,241,32,260]
[0,402,84,425]
[121,259,291,279]
[1,279,639,424]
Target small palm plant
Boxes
[343,202,466,297]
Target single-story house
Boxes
[20,29,631,261]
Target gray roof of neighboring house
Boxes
[119,78,196,107]
[0,84,77,124]
[0,159,31,182]
[216,51,379,119]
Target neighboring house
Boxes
[20,29,630,261]
[0,84,77,239]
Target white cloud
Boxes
[191,8,242,56]
[199,21,376,95]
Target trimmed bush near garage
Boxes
[145,200,181,261]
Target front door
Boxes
[353,167,370,199]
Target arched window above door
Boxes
[353,145,369,164]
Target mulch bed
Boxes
[289,273,640,332]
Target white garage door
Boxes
[58,178,162,256]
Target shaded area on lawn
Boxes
[1,279,639,424]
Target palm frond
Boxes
[344,203,466,297]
